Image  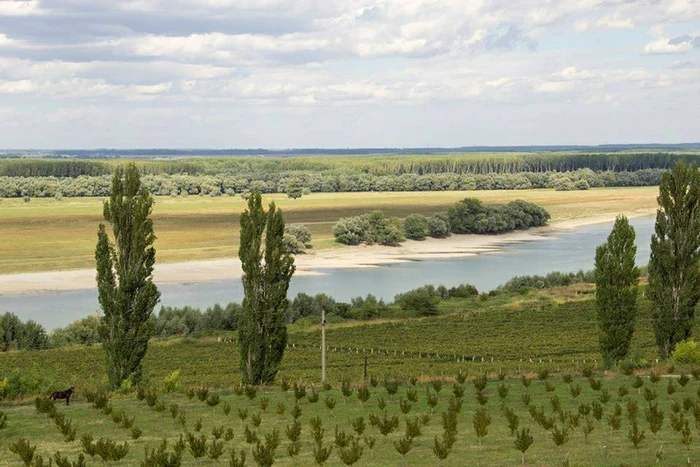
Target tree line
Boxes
[0,169,668,198]
[3,152,700,177]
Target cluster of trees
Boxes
[0,168,668,198]
[404,213,450,240]
[49,316,101,347]
[334,199,549,245]
[154,304,240,337]
[594,161,700,367]
[393,284,479,316]
[447,198,550,234]
[497,270,595,293]
[333,211,406,245]
[0,312,48,351]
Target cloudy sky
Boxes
[0,0,699,148]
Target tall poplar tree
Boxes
[96,164,160,389]
[594,215,639,367]
[239,192,295,384]
[648,161,700,357]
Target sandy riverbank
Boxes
[0,210,655,295]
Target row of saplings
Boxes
[7,367,700,466]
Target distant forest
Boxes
[1,151,699,197]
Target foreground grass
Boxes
[0,187,657,274]
[2,376,700,466]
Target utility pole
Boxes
[321,308,326,383]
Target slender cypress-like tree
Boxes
[594,215,639,367]
[96,164,160,389]
[239,192,295,384]
[648,161,700,358]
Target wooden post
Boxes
[321,308,326,383]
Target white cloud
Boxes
[644,37,693,54]
[552,66,594,80]
[534,80,573,93]
[0,0,41,16]
[0,0,698,146]
[0,78,34,93]
[575,14,634,32]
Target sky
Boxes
[0,0,698,149]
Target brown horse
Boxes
[49,386,75,405]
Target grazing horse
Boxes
[49,386,75,405]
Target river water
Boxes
[0,216,656,331]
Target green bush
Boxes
[283,224,312,254]
[673,340,700,365]
[395,288,440,316]
[0,370,47,400]
[49,315,100,347]
[404,214,429,240]
[333,211,405,246]
[426,213,450,238]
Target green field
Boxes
[0,187,658,274]
[0,285,681,391]
[3,374,700,466]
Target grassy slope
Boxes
[0,286,674,390]
[0,187,657,274]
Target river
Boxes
[0,216,656,331]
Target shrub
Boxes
[575,179,590,190]
[395,287,440,316]
[554,178,575,191]
[404,214,429,240]
[186,433,207,458]
[206,394,220,407]
[338,437,363,465]
[163,370,180,393]
[427,213,450,238]
[673,340,700,365]
[252,428,280,467]
[141,439,182,467]
[333,211,405,246]
[196,387,209,402]
[283,234,306,254]
[9,438,36,466]
[514,428,534,465]
[448,283,478,298]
